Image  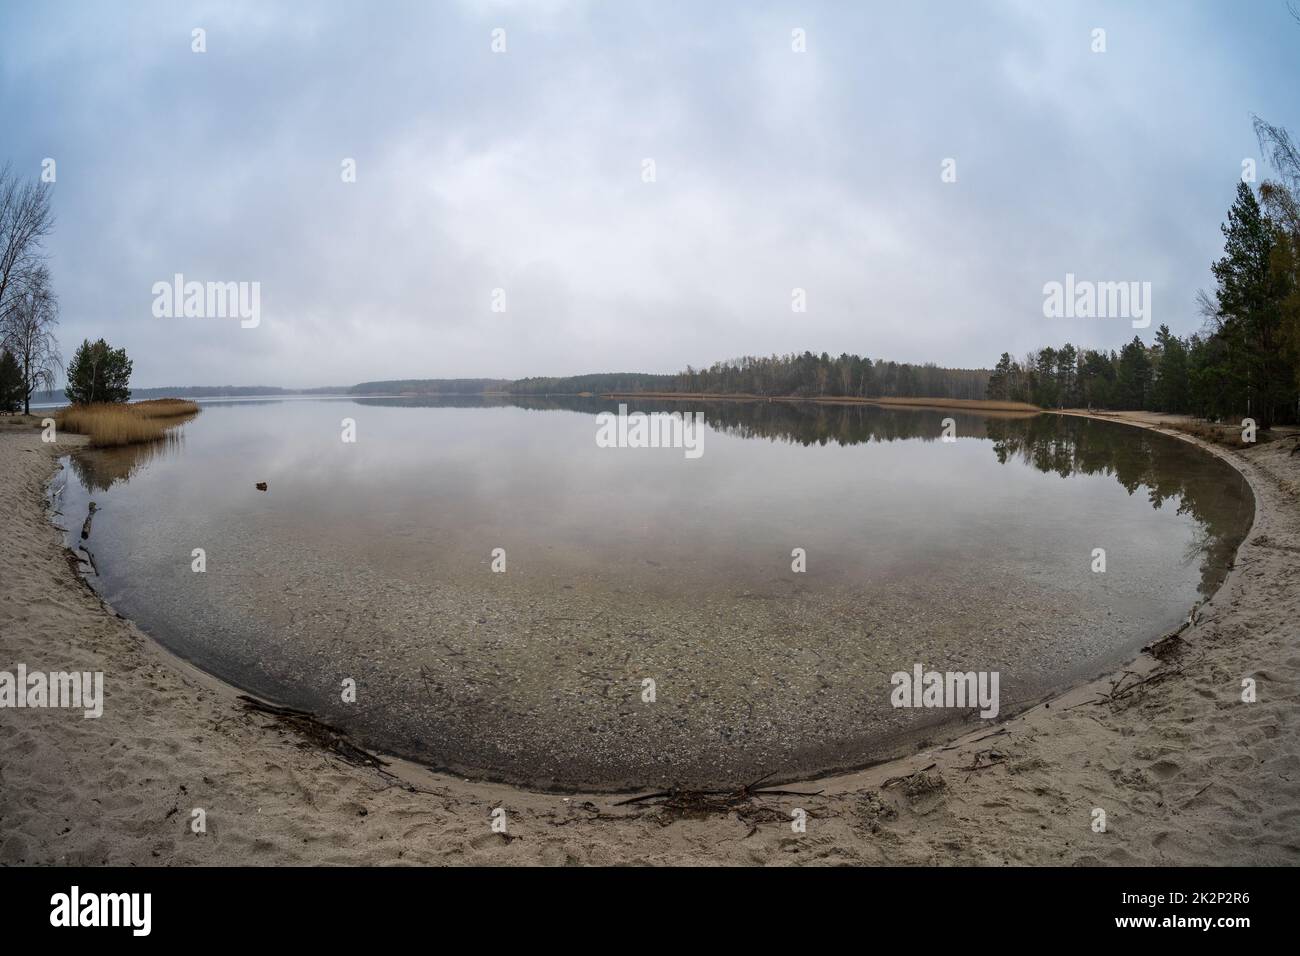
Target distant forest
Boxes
[492,373,676,395]
[30,383,348,403]
[352,358,991,402]
[656,353,990,400]
[351,378,512,395]
[48,157,1298,425]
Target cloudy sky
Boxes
[2,0,1298,388]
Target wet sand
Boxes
[1,411,1298,865]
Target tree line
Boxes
[990,120,1300,427]
[986,330,1193,414]
[347,361,990,402]
[664,352,991,400]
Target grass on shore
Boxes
[0,413,44,430]
[1164,419,1278,449]
[53,399,201,447]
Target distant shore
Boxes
[1,410,1297,864]
[602,391,1040,414]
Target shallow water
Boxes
[55,397,1253,789]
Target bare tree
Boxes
[0,165,60,414]
[0,265,61,414]
[0,163,55,320]
[1253,116,1300,235]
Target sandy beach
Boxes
[1,411,1297,866]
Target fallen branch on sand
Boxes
[1102,669,1180,704]
[882,763,937,787]
[941,727,1009,752]
[238,695,388,770]
[1182,782,1213,809]
[613,770,823,822]
[1065,667,1183,712]
[1144,629,1189,661]
[958,749,1006,773]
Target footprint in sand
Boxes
[1148,759,1182,780]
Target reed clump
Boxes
[54,399,200,447]
[1165,419,1275,449]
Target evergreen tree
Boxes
[64,338,132,405]
[1210,181,1291,426]
[1153,324,1191,413]
[1115,337,1153,410]
[1033,347,1060,407]
[0,348,23,413]
[987,352,1014,400]
[1055,344,1079,407]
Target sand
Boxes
[1,410,1298,865]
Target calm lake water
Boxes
[52,397,1254,790]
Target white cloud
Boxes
[3,0,1294,386]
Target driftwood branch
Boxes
[612,769,824,820]
[238,695,388,770]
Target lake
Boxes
[51,397,1254,790]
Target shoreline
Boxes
[2,412,1297,864]
[601,391,1040,415]
[40,408,1242,795]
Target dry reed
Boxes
[54,399,200,447]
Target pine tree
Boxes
[1116,337,1153,410]
[0,349,23,413]
[1210,182,1289,426]
[1152,325,1191,413]
[64,338,133,405]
